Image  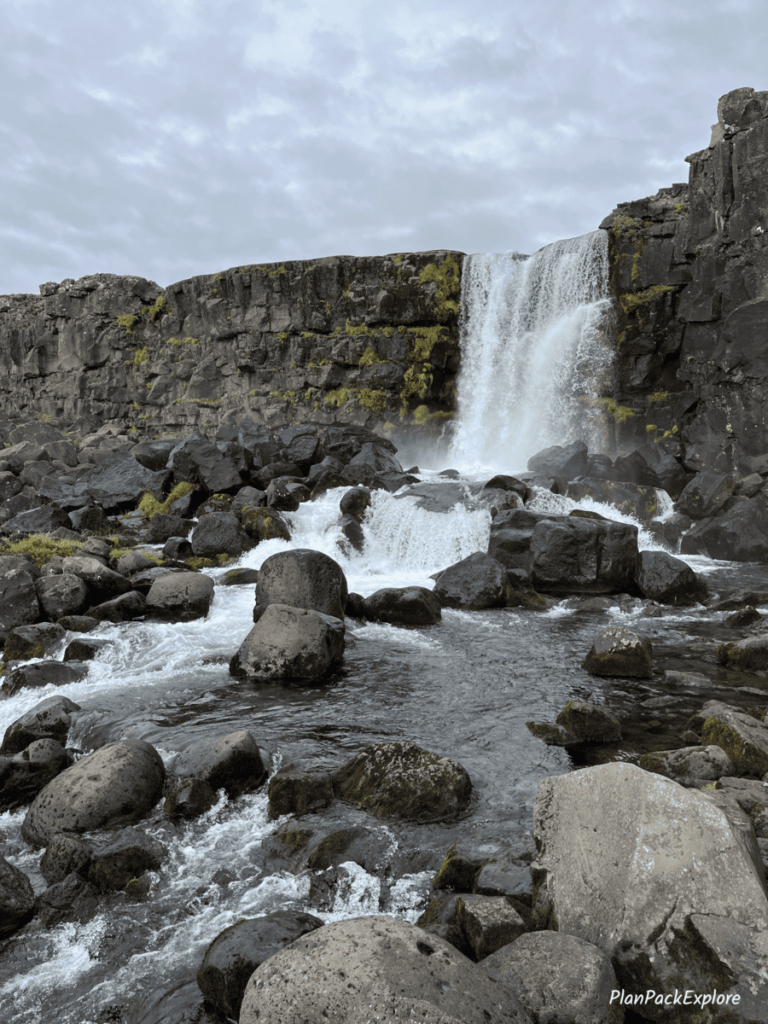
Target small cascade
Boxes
[451,230,614,474]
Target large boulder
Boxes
[332,741,471,822]
[145,571,214,622]
[527,440,588,480]
[363,586,442,625]
[278,424,320,470]
[2,661,88,698]
[634,549,708,606]
[0,854,35,939]
[256,549,348,620]
[342,442,405,488]
[61,556,132,601]
[4,504,73,534]
[170,730,267,801]
[716,635,768,672]
[197,911,324,1020]
[0,570,41,629]
[480,931,622,1024]
[680,492,768,561]
[239,915,533,1024]
[565,477,663,525]
[0,739,73,811]
[688,700,768,777]
[433,552,510,609]
[488,509,638,594]
[583,625,653,678]
[34,573,91,619]
[675,471,734,519]
[37,450,170,511]
[190,512,253,558]
[168,433,243,493]
[531,762,768,1016]
[638,744,736,785]
[21,738,165,848]
[1,695,81,755]
[230,604,345,681]
[3,622,66,662]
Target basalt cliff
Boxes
[1,87,767,471]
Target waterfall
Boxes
[450,230,614,474]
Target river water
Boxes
[2,235,767,1023]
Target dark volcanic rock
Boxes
[675,471,734,519]
[145,571,214,622]
[363,586,442,625]
[1,695,81,755]
[230,604,345,682]
[34,573,90,620]
[433,552,509,609]
[0,570,41,629]
[0,739,73,811]
[681,493,768,561]
[634,549,709,605]
[171,730,267,801]
[0,854,35,938]
[169,433,243,493]
[256,549,348,620]
[191,512,253,558]
[527,440,588,480]
[1,660,88,698]
[583,625,653,678]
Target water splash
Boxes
[451,231,614,474]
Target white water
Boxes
[451,230,613,475]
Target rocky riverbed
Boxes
[1,416,768,1023]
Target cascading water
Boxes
[450,230,614,474]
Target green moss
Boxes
[166,336,199,347]
[118,314,138,334]
[417,255,461,317]
[0,536,80,568]
[401,365,432,404]
[701,715,768,777]
[595,398,635,423]
[619,285,676,316]
[674,203,689,214]
[359,345,383,366]
[269,389,297,401]
[148,295,167,322]
[345,319,377,337]
[647,391,670,402]
[137,481,195,520]
[324,388,350,408]
[185,557,215,569]
[251,264,286,278]
[276,829,312,853]
[413,405,454,426]
[133,347,149,366]
[356,388,388,414]
[277,332,288,344]
[646,424,658,433]
[405,325,450,362]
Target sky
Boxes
[1,0,766,295]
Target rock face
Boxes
[238,915,533,1024]
[22,738,165,848]
[0,252,462,438]
[532,762,768,1017]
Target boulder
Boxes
[190,512,253,558]
[688,700,768,777]
[527,440,588,480]
[0,471,22,502]
[363,586,442,625]
[168,433,243,493]
[565,477,662,524]
[40,833,94,885]
[145,571,214,622]
[339,486,371,519]
[239,915,533,1024]
[34,872,100,929]
[0,854,35,938]
[527,699,622,748]
[480,931,622,1024]
[454,895,527,961]
[240,505,292,543]
[332,741,471,822]
[219,567,261,586]
[61,556,132,600]
[170,730,267,801]
[1,695,81,755]
[264,478,303,512]
[162,536,193,560]
[256,548,348,620]
[145,512,190,544]
[4,622,66,661]
[433,552,510,610]
[583,626,653,678]
[0,739,73,811]
[87,828,165,892]
[342,442,405,488]
[322,425,397,463]
[634,549,708,606]
[254,460,303,487]
[531,762,768,1016]
[279,423,320,469]
[638,744,735,784]
[726,606,763,627]
[163,777,216,819]
[1,660,88,698]
[38,450,169,511]
[675,470,734,519]
[34,573,90,619]
[230,604,345,682]
[197,911,325,1021]
[0,570,41,628]
[21,738,165,848]
[339,514,364,552]
[680,492,768,561]
[4,504,72,534]
[717,634,768,671]
[68,503,112,535]
[267,762,334,819]
[130,439,176,471]
[88,589,147,623]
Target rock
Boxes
[219,567,260,586]
[4,503,73,534]
[39,450,170,512]
[264,478,301,511]
[279,423,320,468]
[171,730,267,801]
[531,762,768,1009]
[0,739,73,810]
[115,550,156,575]
[145,512,190,544]
[190,512,253,558]
[34,872,100,929]
[343,442,404,487]
[197,911,325,1020]
[675,470,735,519]
[34,573,91,619]
[267,763,334,819]
[433,552,510,610]
[21,738,165,848]
[255,460,303,487]
[0,854,35,938]
[168,433,243,493]
[527,440,588,480]
[717,634,768,671]
[163,776,216,819]
[68,504,112,534]
[0,470,22,502]
[634,549,708,606]
[57,614,101,632]
[339,514,364,552]
[87,828,165,891]
[583,625,653,678]
[345,592,366,618]
[256,548,348,620]
[681,492,768,561]
[230,604,345,682]
[557,699,622,743]
[363,586,442,625]
[1,695,81,755]
[130,439,176,471]
[40,833,94,885]
[0,570,41,628]
[4,622,66,661]
[339,486,371,519]
[332,741,471,822]
[145,571,214,622]
[240,505,292,543]
[688,700,768,777]
[454,895,527,961]
[483,474,531,501]
[239,915,533,1024]
[61,555,132,600]
[727,605,763,627]
[88,589,147,623]
[565,477,663,524]
[161,535,193,560]
[481,932,621,1024]
[488,509,638,594]
[639,744,735,784]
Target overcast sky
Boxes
[1,0,765,295]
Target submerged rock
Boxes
[170,730,267,801]
[583,625,653,678]
[363,586,442,625]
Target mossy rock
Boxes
[432,842,494,892]
[241,506,291,543]
[716,636,768,671]
[700,715,768,778]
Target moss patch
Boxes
[137,481,195,519]
[0,536,80,567]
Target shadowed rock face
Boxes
[0,251,462,439]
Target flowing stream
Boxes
[1,239,767,1024]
